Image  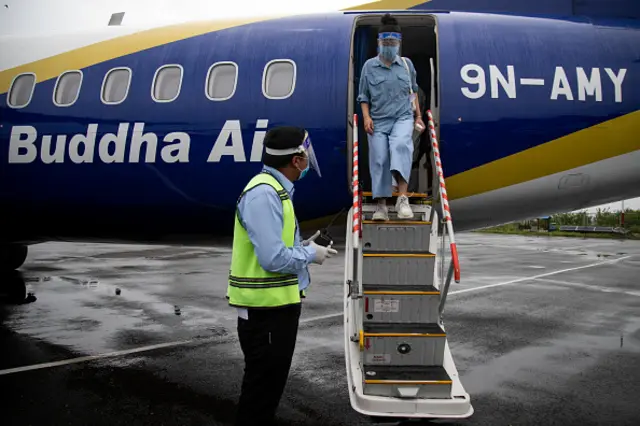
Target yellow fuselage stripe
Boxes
[345,0,430,11]
[446,110,640,200]
[0,16,281,94]
[0,1,431,94]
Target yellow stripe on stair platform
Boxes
[362,191,428,198]
[364,332,446,337]
[363,290,440,295]
[363,253,436,258]
[364,379,453,385]
[362,220,432,225]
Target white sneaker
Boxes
[372,203,389,221]
[395,195,414,219]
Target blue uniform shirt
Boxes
[357,55,419,121]
[236,166,316,295]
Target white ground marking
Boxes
[450,256,630,295]
[535,277,640,297]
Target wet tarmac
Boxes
[1,234,639,425]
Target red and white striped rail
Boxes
[427,110,460,283]
[352,114,360,249]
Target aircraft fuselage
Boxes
[1,11,639,246]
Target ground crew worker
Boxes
[227,126,337,426]
[357,13,426,221]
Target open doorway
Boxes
[347,14,439,197]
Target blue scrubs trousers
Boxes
[367,115,414,199]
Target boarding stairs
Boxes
[343,112,473,420]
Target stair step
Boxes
[364,365,451,384]
[362,220,433,253]
[361,323,446,367]
[363,284,439,294]
[363,252,435,257]
[364,323,445,336]
[362,211,429,221]
[362,253,436,287]
[363,286,440,325]
[362,191,428,199]
[362,365,453,399]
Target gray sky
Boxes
[0,0,365,35]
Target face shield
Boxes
[301,131,321,177]
[264,130,321,177]
[377,31,402,61]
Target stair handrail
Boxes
[352,113,361,250]
[426,110,461,283]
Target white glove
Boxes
[309,241,338,265]
[302,230,321,246]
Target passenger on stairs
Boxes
[357,13,426,221]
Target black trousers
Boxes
[234,303,302,426]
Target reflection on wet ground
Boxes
[1,234,639,425]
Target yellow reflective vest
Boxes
[227,172,301,308]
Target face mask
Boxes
[380,45,398,61]
[294,156,310,180]
[297,163,309,180]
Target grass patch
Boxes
[475,228,639,240]
[473,209,640,240]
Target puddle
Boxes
[4,273,235,355]
[461,320,640,396]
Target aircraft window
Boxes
[53,71,82,106]
[262,59,296,99]
[152,65,183,102]
[101,67,131,105]
[205,62,238,101]
[7,73,36,108]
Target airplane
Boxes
[1,0,639,276]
